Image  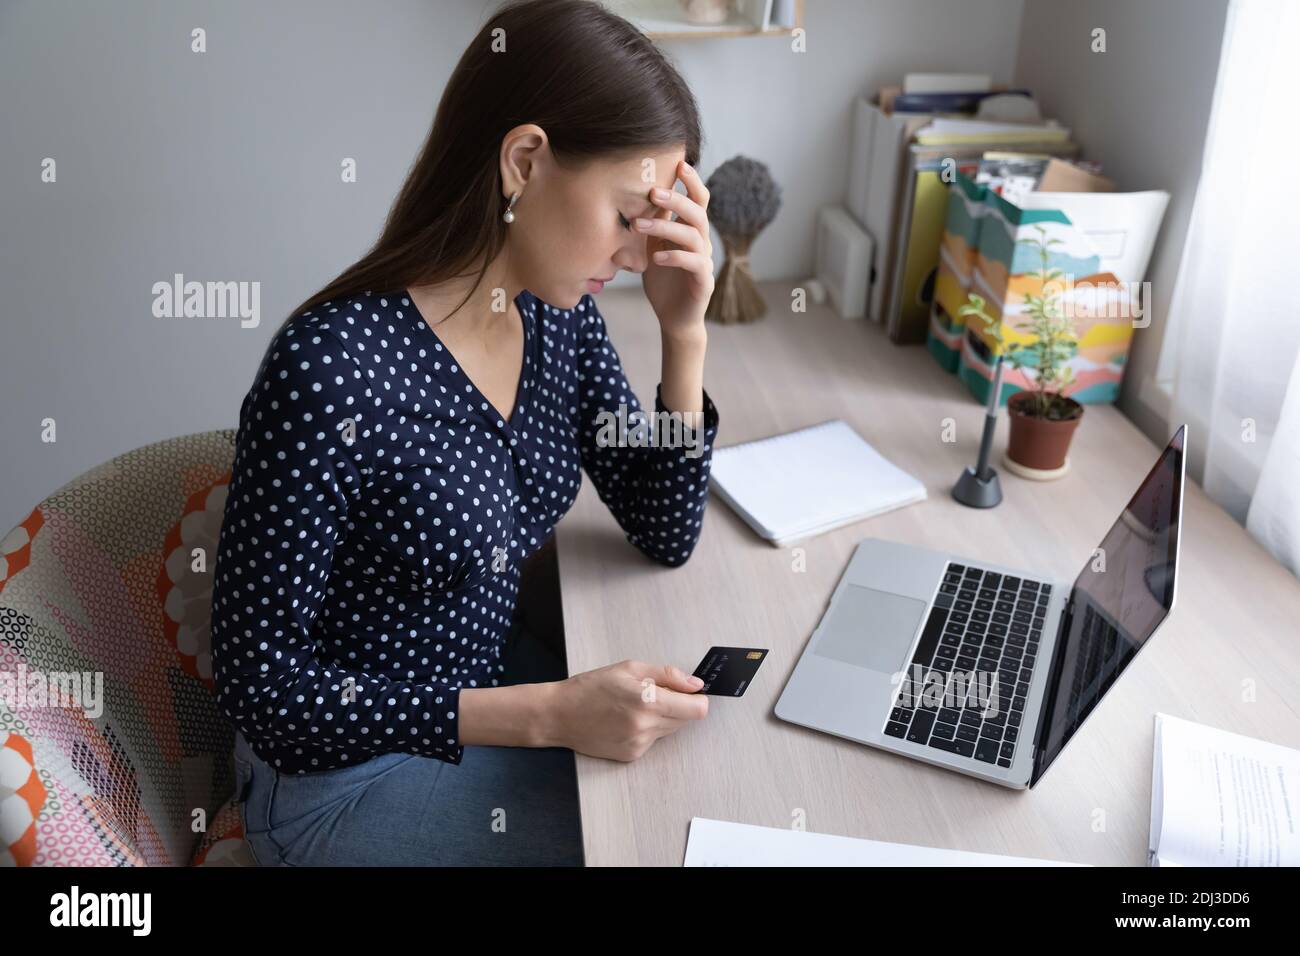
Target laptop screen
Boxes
[1029,425,1186,787]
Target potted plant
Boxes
[959,225,1084,478]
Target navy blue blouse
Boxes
[209,289,719,774]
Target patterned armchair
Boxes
[0,430,253,866]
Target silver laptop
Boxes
[775,425,1186,789]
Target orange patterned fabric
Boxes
[0,508,43,597]
[0,732,46,866]
[0,430,253,866]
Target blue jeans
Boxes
[233,618,583,866]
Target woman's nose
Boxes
[617,235,651,274]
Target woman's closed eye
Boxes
[618,211,632,231]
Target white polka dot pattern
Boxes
[209,290,719,773]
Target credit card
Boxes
[690,646,768,697]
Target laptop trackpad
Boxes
[812,584,924,673]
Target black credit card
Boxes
[691,646,768,697]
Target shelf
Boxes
[602,0,803,39]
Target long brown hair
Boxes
[282,0,702,328]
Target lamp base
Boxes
[952,465,1003,509]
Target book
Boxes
[1149,713,1300,866]
[903,72,991,94]
[915,117,1071,146]
[684,817,1085,866]
[892,88,1033,116]
[849,98,933,323]
[708,420,926,547]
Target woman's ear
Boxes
[499,124,548,197]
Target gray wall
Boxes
[3,0,1030,530]
[1013,0,1230,446]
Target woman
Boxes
[210,0,720,866]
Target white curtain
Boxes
[1164,0,1300,576]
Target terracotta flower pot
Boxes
[1005,391,1084,473]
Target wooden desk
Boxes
[555,282,1300,867]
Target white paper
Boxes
[684,818,1085,866]
[1149,712,1300,867]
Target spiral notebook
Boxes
[709,420,927,547]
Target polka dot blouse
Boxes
[209,289,720,774]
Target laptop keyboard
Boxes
[883,562,1052,768]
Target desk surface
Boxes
[555,282,1300,867]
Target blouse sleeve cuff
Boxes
[653,383,720,440]
[427,684,464,765]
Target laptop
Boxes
[775,425,1186,789]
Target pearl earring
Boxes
[503,191,519,223]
